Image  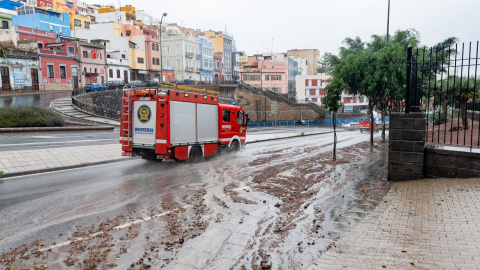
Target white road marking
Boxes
[39,205,192,252]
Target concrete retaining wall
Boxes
[424,147,480,178]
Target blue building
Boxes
[199,37,213,83]
[12,6,71,37]
[0,0,23,11]
[288,57,298,100]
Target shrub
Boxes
[0,105,65,128]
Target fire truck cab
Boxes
[120,88,248,162]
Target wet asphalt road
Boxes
[0,130,387,267]
[0,92,71,108]
[0,130,119,152]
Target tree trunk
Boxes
[442,99,448,122]
[381,100,386,142]
[461,102,469,130]
[369,103,374,147]
[333,112,337,161]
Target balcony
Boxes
[185,52,194,58]
[186,67,194,72]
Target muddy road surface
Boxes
[0,131,391,269]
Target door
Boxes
[31,68,39,90]
[132,101,157,147]
[124,70,129,84]
[71,67,78,90]
[1,67,11,90]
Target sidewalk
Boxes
[309,177,480,269]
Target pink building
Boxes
[240,56,288,94]
[78,42,107,87]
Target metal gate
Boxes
[406,42,480,148]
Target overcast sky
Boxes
[88,0,479,56]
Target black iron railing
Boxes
[406,42,480,149]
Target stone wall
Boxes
[424,147,480,178]
[44,83,73,91]
[388,113,426,181]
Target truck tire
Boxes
[141,152,158,161]
[230,140,240,152]
[189,146,202,163]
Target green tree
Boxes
[323,78,345,161]
[0,44,6,59]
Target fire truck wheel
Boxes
[231,140,240,152]
[141,152,157,160]
[189,146,203,163]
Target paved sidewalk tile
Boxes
[0,144,127,176]
[309,178,480,270]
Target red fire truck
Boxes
[120,88,248,162]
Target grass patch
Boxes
[0,105,65,128]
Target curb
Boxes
[1,157,137,179]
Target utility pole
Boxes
[382,0,391,142]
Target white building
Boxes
[136,10,153,26]
[162,26,200,81]
[296,74,369,112]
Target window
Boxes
[254,75,258,80]
[165,45,170,54]
[152,43,155,50]
[176,44,180,53]
[222,110,230,122]
[177,59,181,68]
[49,24,53,31]
[275,75,280,80]
[59,65,66,78]
[152,57,155,65]
[38,42,43,49]
[121,54,126,59]
[237,111,244,125]
[166,60,170,67]
[266,75,271,80]
[68,47,75,53]
[99,53,102,59]
[310,89,316,95]
[246,75,250,80]
[74,19,81,27]
[84,21,90,29]
[156,44,159,51]
[59,27,62,34]
[94,68,97,74]
[137,57,144,64]
[83,51,87,58]
[117,70,120,78]
[47,64,54,78]
[109,69,113,78]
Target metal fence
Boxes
[406,41,480,148]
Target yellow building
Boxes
[203,31,224,54]
[52,0,75,14]
[129,46,146,71]
[120,5,136,21]
[98,7,116,13]
[71,14,91,31]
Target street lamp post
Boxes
[159,12,167,84]
[386,0,390,42]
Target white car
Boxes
[342,122,359,131]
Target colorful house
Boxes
[0,8,16,29]
[0,49,40,91]
[0,1,24,11]
[16,26,78,90]
[13,6,71,37]
[78,42,106,87]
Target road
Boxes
[0,130,119,152]
[0,130,389,269]
[0,91,71,108]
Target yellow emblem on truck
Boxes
[137,105,151,123]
